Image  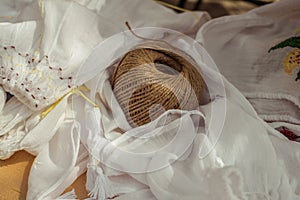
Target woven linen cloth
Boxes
[196,0,300,130]
[0,0,210,199]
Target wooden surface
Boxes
[0,151,88,200]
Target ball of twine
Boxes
[111,43,205,128]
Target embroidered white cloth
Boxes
[0,0,106,159]
[196,0,300,127]
[1,0,300,199]
[0,0,210,199]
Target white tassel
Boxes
[57,189,77,199]
[86,164,118,200]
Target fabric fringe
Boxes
[57,189,77,199]
[86,164,118,200]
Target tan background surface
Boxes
[0,151,88,200]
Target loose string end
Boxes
[125,21,150,41]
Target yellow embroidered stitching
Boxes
[41,85,99,118]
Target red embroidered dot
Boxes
[0,47,75,107]
[279,127,299,141]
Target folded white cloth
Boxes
[79,50,300,200]
[0,0,211,199]
[77,18,300,200]
[81,74,300,200]
[196,0,300,125]
[0,0,105,159]
[3,0,300,200]
[26,100,89,199]
[0,0,102,198]
[75,0,210,37]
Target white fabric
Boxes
[0,0,211,199]
[0,0,103,111]
[0,0,105,158]
[78,25,225,169]
[0,86,5,111]
[81,71,300,199]
[77,10,300,200]
[0,97,33,159]
[0,0,102,198]
[1,0,300,200]
[0,0,40,23]
[76,0,210,37]
[197,0,300,125]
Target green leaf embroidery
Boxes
[268,36,300,53]
[296,69,300,81]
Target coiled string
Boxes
[111,43,205,127]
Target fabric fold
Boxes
[26,118,81,200]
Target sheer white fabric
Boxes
[78,66,300,200]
